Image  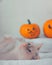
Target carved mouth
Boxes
[28,30,37,37]
[30,33,36,37]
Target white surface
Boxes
[40,53,52,59]
[0,59,52,65]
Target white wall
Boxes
[0,1,2,37]
[0,0,52,37]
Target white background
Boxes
[0,0,52,37]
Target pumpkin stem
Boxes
[27,19,31,24]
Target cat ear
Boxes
[37,44,43,50]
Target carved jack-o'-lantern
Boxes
[43,19,52,38]
[20,19,40,39]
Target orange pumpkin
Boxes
[20,19,40,39]
[43,19,52,38]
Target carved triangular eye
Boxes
[27,29,30,31]
[48,24,52,29]
[32,27,35,30]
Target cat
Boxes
[0,36,42,60]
